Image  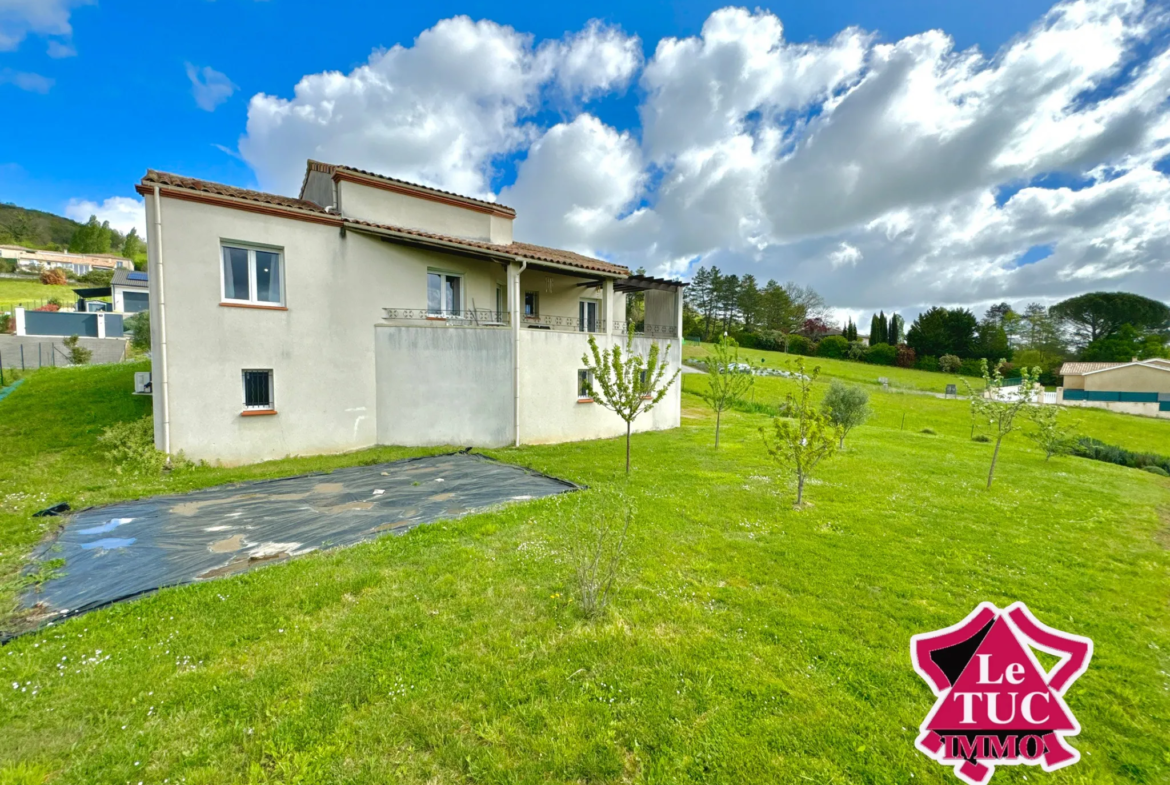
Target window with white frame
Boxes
[242,369,274,411]
[577,369,594,401]
[427,270,463,316]
[222,244,283,305]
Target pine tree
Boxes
[888,313,900,345]
[878,311,889,345]
[869,313,880,345]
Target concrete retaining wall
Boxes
[375,324,514,447]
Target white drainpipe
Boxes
[153,186,172,455]
[513,259,527,447]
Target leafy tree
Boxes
[821,380,871,448]
[1029,404,1074,462]
[68,215,114,254]
[1081,324,1169,361]
[700,336,754,448]
[975,317,1011,362]
[906,307,978,358]
[963,359,1042,489]
[582,326,680,473]
[759,358,842,505]
[939,354,962,373]
[121,227,145,259]
[1050,292,1170,347]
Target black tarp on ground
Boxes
[22,453,576,623]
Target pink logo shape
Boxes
[910,602,1092,785]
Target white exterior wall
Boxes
[147,190,681,465]
[517,269,626,324]
[150,196,506,464]
[517,331,682,444]
[1056,395,1170,420]
[338,180,512,244]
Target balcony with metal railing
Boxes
[381,308,678,339]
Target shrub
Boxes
[563,489,634,620]
[0,313,10,334]
[972,434,991,443]
[916,355,940,372]
[895,344,917,368]
[958,358,984,377]
[939,354,962,373]
[39,268,67,286]
[846,340,867,361]
[125,311,151,352]
[62,334,92,365]
[787,334,815,356]
[817,335,849,359]
[1143,465,1169,477]
[1072,437,1170,474]
[865,342,897,366]
[78,269,114,286]
[0,258,16,274]
[821,380,871,448]
[97,415,193,475]
[34,303,60,312]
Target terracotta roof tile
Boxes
[1058,362,1124,375]
[142,170,332,216]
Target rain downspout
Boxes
[153,186,171,455]
[513,259,527,447]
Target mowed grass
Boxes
[0,359,1168,784]
[0,278,86,311]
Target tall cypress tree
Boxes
[877,311,888,344]
[888,313,900,345]
[869,313,880,345]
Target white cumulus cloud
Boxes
[65,196,146,237]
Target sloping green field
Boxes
[0,358,1167,784]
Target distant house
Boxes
[1058,359,1170,419]
[111,269,149,313]
[72,269,149,314]
[0,245,134,275]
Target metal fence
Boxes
[380,308,679,338]
[0,336,128,371]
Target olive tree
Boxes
[820,380,870,449]
[699,335,754,449]
[583,326,680,474]
[759,358,843,505]
[963,359,1042,488]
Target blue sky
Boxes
[1,0,1167,320]
[0,0,1055,212]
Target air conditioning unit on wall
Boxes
[134,372,152,395]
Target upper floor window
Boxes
[524,291,539,318]
[427,270,462,316]
[222,244,283,306]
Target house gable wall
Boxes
[338,180,512,244]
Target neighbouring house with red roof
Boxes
[136,160,685,464]
[1058,359,1170,419]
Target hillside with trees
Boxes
[0,203,145,268]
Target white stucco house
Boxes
[135,161,685,465]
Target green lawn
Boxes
[0,361,1168,783]
[0,277,91,312]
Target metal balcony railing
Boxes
[382,308,510,326]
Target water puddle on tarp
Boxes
[22,453,576,623]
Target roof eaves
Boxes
[1081,361,1170,376]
